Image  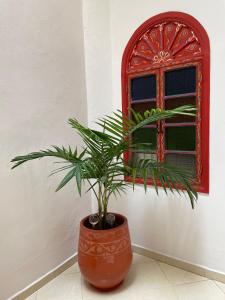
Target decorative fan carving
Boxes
[128,21,201,71]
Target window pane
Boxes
[131,151,157,178]
[165,126,196,151]
[131,101,156,114]
[131,101,156,123]
[165,96,196,123]
[131,75,156,100]
[166,153,196,177]
[165,67,196,96]
[132,151,157,161]
[132,128,157,150]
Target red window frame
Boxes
[121,12,210,193]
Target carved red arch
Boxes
[122,12,210,193]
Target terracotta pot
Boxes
[78,213,133,290]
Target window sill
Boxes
[124,176,209,194]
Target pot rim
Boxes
[80,212,128,232]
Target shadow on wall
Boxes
[108,187,210,268]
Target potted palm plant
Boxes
[11,105,197,290]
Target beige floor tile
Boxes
[214,281,225,293]
[159,262,207,285]
[25,293,37,300]
[82,261,170,300]
[82,284,178,300]
[36,273,82,300]
[174,280,225,300]
[131,261,171,289]
[29,254,225,300]
[132,253,155,264]
[81,266,138,300]
[82,278,138,300]
[139,286,179,300]
[61,262,80,275]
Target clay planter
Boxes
[78,213,133,290]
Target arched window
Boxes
[122,12,210,193]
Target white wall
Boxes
[82,0,113,212]
[84,0,225,274]
[82,0,113,126]
[0,1,91,299]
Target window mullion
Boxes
[157,68,165,163]
[196,62,202,184]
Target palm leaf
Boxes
[11,146,81,169]
[11,105,198,221]
[97,106,196,138]
[129,157,197,207]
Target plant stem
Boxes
[98,182,103,217]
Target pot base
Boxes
[89,280,124,291]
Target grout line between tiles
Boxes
[17,249,225,299]
[31,261,224,300]
[171,278,209,287]
[212,280,225,294]
[157,260,209,287]
[157,260,172,285]
[132,244,225,283]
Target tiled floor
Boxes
[27,254,225,300]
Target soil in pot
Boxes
[84,213,124,230]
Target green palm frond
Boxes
[11,146,81,169]
[11,105,198,228]
[128,157,197,208]
[129,105,196,134]
[97,105,196,137]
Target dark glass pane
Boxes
[132,151,157,161]
[132,128,157,150]
[166,153,196,177]
[131,151,157,178]
[131,75,156,100]
[131,101,156,114]
[165,126,196,151]
[131,101,156,123]
[165,67,196,96]
[165,96,196,123]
